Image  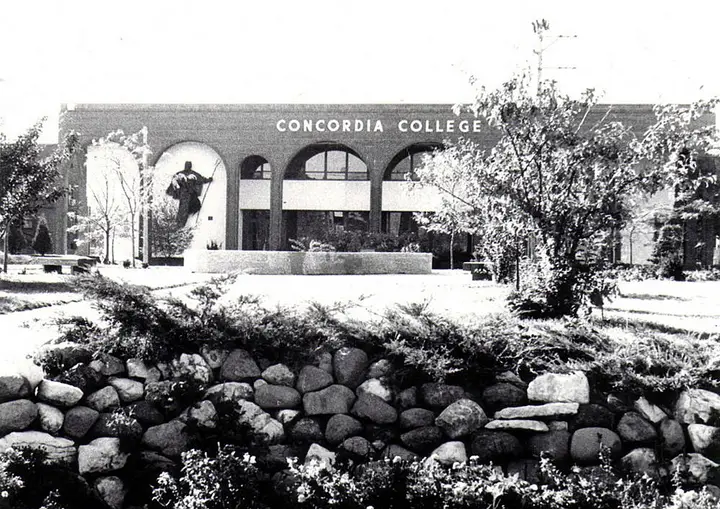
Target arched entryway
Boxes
[239,155,271,250]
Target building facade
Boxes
[53,103,718,266]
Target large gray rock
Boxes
[660,418,686,457]
[399,408,436,429]
[55,363,105,394]
[255,384,301,410]
[367,359,393,378]
[671,453,720,486]
[220,349,261,381]
[204,382,254,405]
[634,397,667,424]
[352,393,398,424]
[339,436,373,459]
[90,354,125,376]
[36,379,83,407]
[201,346,229,369]
[124,401,165,426]
[435,399,488,438]
[86,386,121,412]
[290,418,324,443]
[235,400,285,444]
[262,364,296,387]
[688,424,720,461]
[142,420,191,457]
[470,431,523,463]
[333,347,368,389]
[0,431,76,464]
[303,384,356,415]
[296,365,334,394]
[482,383,527,411]
[78,437,129,474]
[126,358,151,379]
[180,401,218,430]
[400,426,444,454]
[325,414,363,445]
[675,389,720,425]
[617,412,657,443]
[428,441,467,465]
[0,399,37,434]
[305,443,336,469]
[276,409,301,426]
[0,374,31,402]
[485,419,549,432]
[357,377,393,402]
[527,430,571,462]
[36,403,64,434]
[420,383,465,409]
[63,406,100,439]
[621,448,663,479]
[107,377,144,403]
[570,427,623,464]
[568,404,614,431]
[494,402,579,420]
[94,476,126,509]
[396,387,418,409]
[172,353,213,384]
[527,372,589,404]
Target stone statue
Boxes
[166,161,213,226]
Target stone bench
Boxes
[462,261,494,281]
[30,255,98,274]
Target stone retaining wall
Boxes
[183,249,433,274]
[1,344,720,508]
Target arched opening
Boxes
[154,142,227,252]
[383,142,442,181]
[239,155,271,250]
[282,143,370,249]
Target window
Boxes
[285,144,368,180]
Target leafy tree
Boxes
[32,216,53,255]
[415,72,718,316]
[7,221,27,254]
[0,120,78,271]
[151,194,195,256]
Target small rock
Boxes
[0,374,31,402]
[220,349,261,381]
[200,346,229,369]
[36,403,64,434]
[435,399,488,439]
[570,427,623,464]
[494,402,579,420]
[94,476,125,509]
[428,441,467,465]
[36,342,92,372]
[621,448,662,479]
[54,363,106,394]
[660,418,686,457]
[124,401,165,426]
[617,412,657,443]
[339,436,373,459]
[91,354,126,376]
[482,383,527,411]
[399,408,436,429]
[527,372,589,404]
[126,358,151,379]
[569,404,614,431]
[146,367,162,383]
[470,431,523,463]
[325,414,363,445]
[382,444,419,462]
[182,400,218,430]
[303,384,356,415]
[0,399,37,434]
[634,397,667,424]
[142,420,191,457]
[0,431,76,464]
[108,377,145,403]
[86,386,121,412]
[688,424,720,461]
[254,379,268,391]
[527,430,571,462]
[290,418,324,443]
[204,382,253,406]
[496,371,527,388]
[305,443,336,469]
[235,400,285,444]
[78,437,129,474]
[36,379,83,407]
[606,394,630,413]
[172,354,213,384]
[396,387,418,409]
[262,364,296,387]
[352,393,398,424]
[367,359,393,378]
[296,365,334,394]
[317,352,333,374]
[400,426,444,454]
[333,347,368,389]
[675,389,720,425]
[357,378,393,402]
[420,383,465,409]
[255,384,301,410]
[276,409,301,425]
[670,453,720,486]
[63,406,100,439]
[485,419,549,432]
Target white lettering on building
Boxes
[275,118,481,134]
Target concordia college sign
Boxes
[276,118,483,134]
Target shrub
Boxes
[31,218,53,256]
[651,224,686,281]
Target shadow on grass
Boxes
[619,293,689,302]
[596,314,718,338]
[0,279,75,294]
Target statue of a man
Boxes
[166,161,213,226]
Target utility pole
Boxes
[532,19,577,94]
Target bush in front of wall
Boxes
[32,218,53,256]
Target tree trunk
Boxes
[104,221,111,264]
[130,217,136,268]
[2,222,9,273]
[450,230,455,270]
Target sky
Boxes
[0,0,718,143]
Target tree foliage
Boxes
[416,72,718,316]
[32,217,53,255]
